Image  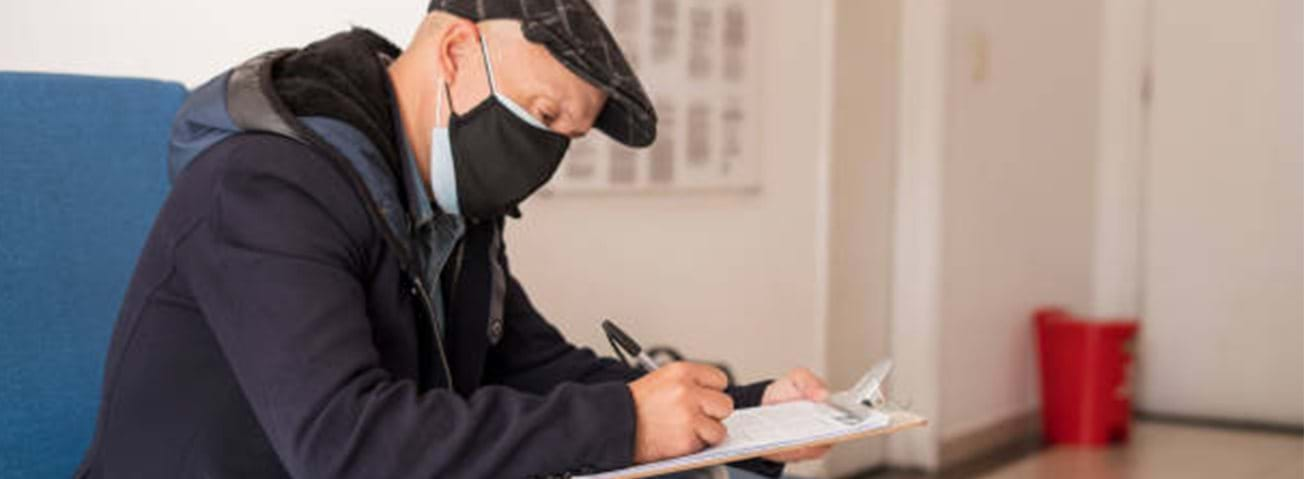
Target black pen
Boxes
[602,319,660,371]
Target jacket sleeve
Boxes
[176,136,634,479]
[489,242,787,478]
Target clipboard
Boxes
[576,360,928,479]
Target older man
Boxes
[77,1,829,477]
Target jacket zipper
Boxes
[238,63,458,394]
[447,241,466,304]
[411,275,455,391]
[281,122,455,391]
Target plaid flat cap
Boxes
[428,0,657,147]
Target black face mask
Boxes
[443,37,571,220]
[447,90,570,220]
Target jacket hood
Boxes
[167,69,242,181]
[165,30,430,272]
[167,29,404,183]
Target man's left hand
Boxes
[758,368,833,463]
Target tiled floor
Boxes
[977,422,1304,479]
[852,421,1303,479]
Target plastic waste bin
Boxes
[1034,307,1139,445]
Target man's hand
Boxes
[759,368,833,463]
[628,362,734,463]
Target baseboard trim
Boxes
[835,464,888,479]
[843,411,1045,479]
[845,409,1303,479]
[1135,410,1304,437]
[839,464,927,479]
[938,410,1043,471]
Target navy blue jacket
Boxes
[76,29,778,478]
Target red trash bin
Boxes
[1034,308,1138,445]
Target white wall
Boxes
[886,0,948,469]
[1090,0,1149,319]
[1139,0,1304,425]
[507,0,832,390]
[937,0,1102,441]
[825,0,901,475]
[504,1,845,473]
[1,0,420,86]
[929,0,1304,443]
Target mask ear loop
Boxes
[436,78,447,125]
[479,34,501,96]
[437,34,497,121]
[437,34,473,123]
[477,33,552,131]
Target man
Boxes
[77,1,831,477]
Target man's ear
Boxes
[437,19,482,87]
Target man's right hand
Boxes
[628,362,734,463]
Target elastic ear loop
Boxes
[479,33,501,96]
[477,34,550,131]
[437,34,497,120]
[436,81,445,125]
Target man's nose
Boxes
[555,121,591,140]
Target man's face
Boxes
[455,20,608,139]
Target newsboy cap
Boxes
[428,0,657,147]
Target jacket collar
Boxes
[388,73,439,233]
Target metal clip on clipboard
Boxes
[825,359,893,423]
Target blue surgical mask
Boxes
[429,34,563,218]
[428,87,460,215]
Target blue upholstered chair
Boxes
[0,72,187,478]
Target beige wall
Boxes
[824,0,901,475]
[506,0,831,387]
[938,0,1102,440]
[0,0,419,87]
[1139,0,1304,425]
[1090,0,1149,319]
[886,0,949,468]
[931,0,1304,442]
[510,2,913,474]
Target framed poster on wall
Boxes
[545,0,765,194]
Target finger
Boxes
[660,361,688,377]
[798,445,832,459]
[787,368,829,402]
[765,444,832,463]
[697,389,735,420]
[686,363,729,390]
[693,416,727,446]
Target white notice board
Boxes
[546,0,765,194]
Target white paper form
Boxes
[575,401,892,479]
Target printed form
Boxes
[576,401,892,479]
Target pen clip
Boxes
[604,319,655,370]
[602,320,643,356]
